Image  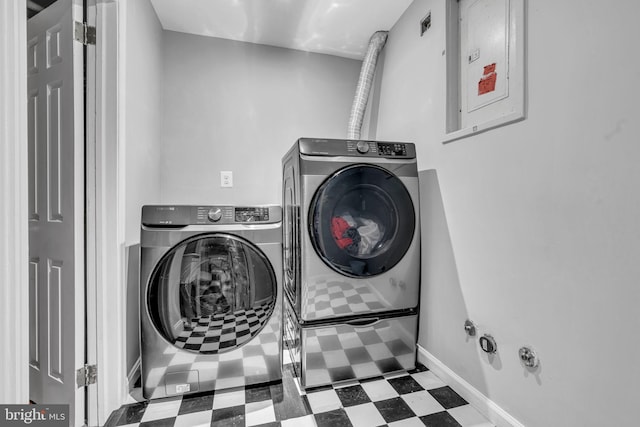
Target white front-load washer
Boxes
[139,205,282,399]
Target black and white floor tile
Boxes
[106,350,493,427]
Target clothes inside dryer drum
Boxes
[147,234,276,354]
[330,216,361,253]
[330,214,384,256]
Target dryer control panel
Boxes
[141,205,282,226]
[298,138,416,159]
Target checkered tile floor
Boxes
[174,302,274,353]
[106,353,493,427]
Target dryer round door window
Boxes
[147,234,276,354]
[309,164,415,277]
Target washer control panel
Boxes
[142,205,281,226]
[197,206,234,223]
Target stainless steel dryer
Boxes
[282,138,420,389]
[139,205,282,399]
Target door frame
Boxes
[89,0,125,424]
[3,0,125,422]
[0,0,29,404]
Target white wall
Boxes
[122,0,163,243]
[160,31,361,205]
[120,0,163,386]
[372,1,640,426]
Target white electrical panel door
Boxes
[444,0,524,143]
[460,0,511,127]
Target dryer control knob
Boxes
[207,208,223,222]
[356,140,370,154]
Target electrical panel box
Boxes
[444,0,525,143]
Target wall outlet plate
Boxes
[220,171,233,187]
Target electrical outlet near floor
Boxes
[220,171,233,187]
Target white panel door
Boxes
[27,0,85,425]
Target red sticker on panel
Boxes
[478,73,497,95]
[478,63,497,95]
[483,63,496,75]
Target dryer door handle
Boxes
[344,317,380,327]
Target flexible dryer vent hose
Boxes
[347,31,388,140]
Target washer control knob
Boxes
[207,208,223,222]
[356,140,370,154]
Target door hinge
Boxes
[76,364,97,388]
[74,21,96,45]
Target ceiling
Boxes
[149,0,413,60]
[27,0,57,18]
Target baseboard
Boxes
[417,345,524,427]
[127,357,141,389]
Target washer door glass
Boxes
[309,164,415,277]
[147,234,276,354]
